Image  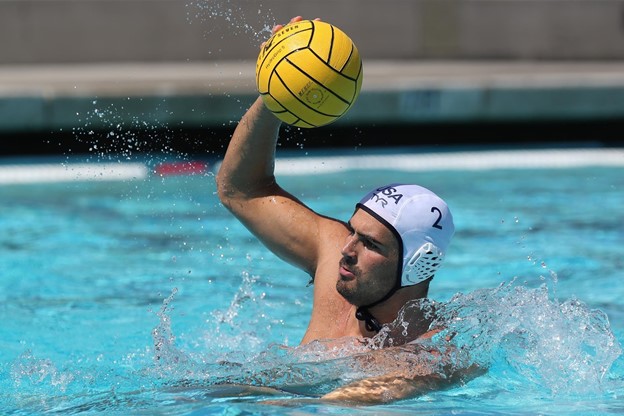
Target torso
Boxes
[299,216,433,345]
[300,221,372,344]
[300,268,370,344]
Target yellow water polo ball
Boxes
[256,20,363,128]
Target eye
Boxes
[362,238,378,251]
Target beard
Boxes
[336,277,358,304]
[336,283,362,306]
[336,258,361,304]
[336,258,387,307]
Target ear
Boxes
[401,243,443,286]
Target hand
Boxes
[260,16,321,49]
[271,15,304,35]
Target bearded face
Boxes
[336,209,400,307]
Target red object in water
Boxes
[154,161,209,176]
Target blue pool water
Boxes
[1,149,623,415]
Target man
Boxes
[216,17,473,403]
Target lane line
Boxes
[273,148,624,175]
[0,163,148,185]
[1,148,622,184]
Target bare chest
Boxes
[300,277,372,344]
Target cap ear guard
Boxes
[401,242,444,286]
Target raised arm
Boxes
[216,96,282,202]
[216,96,327,275]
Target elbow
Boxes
[214,169,254,213]
[215,171,235,211]
[215,164,280,216]
[216,169,278,209]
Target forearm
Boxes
[216,97,282,201]
[321,374,442,404]
[319,339,485,404]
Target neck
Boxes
[367,291,408,325]
[360,282,430,331]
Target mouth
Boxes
[339,260,356,280]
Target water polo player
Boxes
[216,16,478,403]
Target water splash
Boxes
[72,99,188,163]
[187,0,275,43]
[417,279,622,396]
[10,350,75,393]
[149,274,270,384]
[18,278,601,415]
[212,270,261,326]
[146,277,622,401]
[151,287,194,376]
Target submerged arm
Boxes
[321,342,484,404]
[322,373,444,404]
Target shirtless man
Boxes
[216,17,470,403]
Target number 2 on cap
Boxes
[431,207,443,229]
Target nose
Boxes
[341,233,358,258]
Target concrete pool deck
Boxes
[1,60,624,135]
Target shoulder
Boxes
[319,215,350,245]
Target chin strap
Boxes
[355,306,382,333]
[354,283,398,334]
[355,277,434,334]
[354,279,401,334]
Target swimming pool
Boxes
[1,147,623,415]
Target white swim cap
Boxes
[356,183,454,287]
